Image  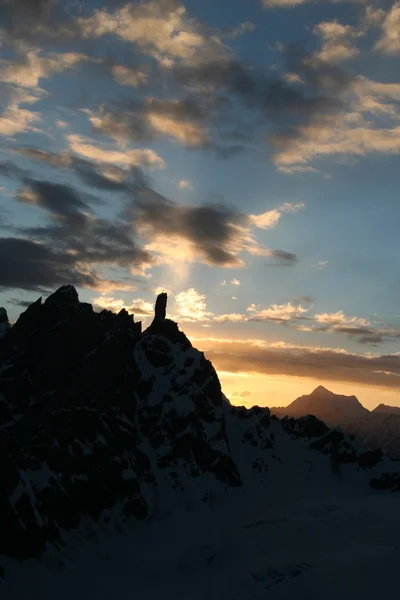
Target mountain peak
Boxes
[154,292,167,320]
[311,385,332,395]
[44,284,79,307]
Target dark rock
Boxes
[0,285,244,570]
[358,448,383,469]
[370,473,400,491]
[154,292,167,320]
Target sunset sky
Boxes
[1,0,399,409]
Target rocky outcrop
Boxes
[370,473,400,491]
[281,414,330,438]
[0,286,243,565]
[154,292,167,320]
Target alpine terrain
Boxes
[272,386,400,458]
[1,286,400,600]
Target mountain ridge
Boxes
[271,387,400,457]
[0,286,399,582]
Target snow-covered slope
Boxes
[1,287,400,598]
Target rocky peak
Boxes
[154,292,167,320]
[44,284,79,307]
[311,385,332,396]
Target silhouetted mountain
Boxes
[271,387,400,458]
[271,386,369,424]
[0,288,399,586]
[372,404,400,416]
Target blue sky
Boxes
[1,0,400,408]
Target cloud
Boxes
[8,178,154,290]
[375,2,400,54]
[17,178,91,228]
[0,88,42,137]
[249,202,304,229]
[0,237,106,292]
[85,96,211,148]
[92,295,154,316]
[130,189,299,268]
[153,285,174,296]
[247,301,310,322]
[261,0,311,7]
[66,134,165,169]
[265,249,298,266]
[313,19,364,63]
[178,179,193,189]
[111,65,148,87]
[314,310,371,327]
[78,0,228,68]
[0,50,87,88]
[192,336,400,389]
[174,288,214,321]
[214,313,246,323]
[224,21,255,40]
[13,146,147,191]
[261,0,363,7]
[271,114,400,169]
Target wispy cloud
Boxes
[191,335,400,389]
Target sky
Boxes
[0,0,400,410]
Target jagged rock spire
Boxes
[154,292,167,320]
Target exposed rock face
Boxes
[0,286,243,563]
[370,473,400,491]
[154,292,167,320]
[281,414,330,439]
[0,286,398,571]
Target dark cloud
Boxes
[266,249,298,266]
[175,59,255,97]
[7,179,153,291]
[0,237,100,291]
[19,179,91,228]
[131,188,249,266]
[293,295,315,305]
[13,148,147,192]
[0,0,77,46]
[204,341,400,389]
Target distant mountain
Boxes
[373,404,400,416]
[1,286,397,582]
[271,385,369,425]
[271,386,400,458]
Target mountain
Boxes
[373,404,400,416]
[271,385,369,425]
[271,386,400,458]
[1,287,400,598]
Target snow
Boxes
[2,418,400,599]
